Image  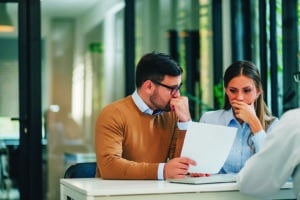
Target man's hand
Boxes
[189,172,210,177]
[164,157,196,179]
[170,96,191,122]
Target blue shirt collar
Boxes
[224,108,240,126]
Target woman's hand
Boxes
[231,100,262,133]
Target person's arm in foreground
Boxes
[237,109,300,198]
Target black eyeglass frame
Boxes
[150,79,183,95]
[294,71,300,83]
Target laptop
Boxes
[167,173,237,185]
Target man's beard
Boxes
[150,93,171,112]
[164,104,171,112]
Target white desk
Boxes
[60,178,295,200]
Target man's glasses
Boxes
[151,80,183,95]
[294,71,300,83]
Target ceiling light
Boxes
[0,4,14,32]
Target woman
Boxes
[200,60,278,174]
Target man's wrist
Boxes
[177,120,191,130]
[158,163,165,180]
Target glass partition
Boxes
[0,2,20,199]
[41,1,125,199]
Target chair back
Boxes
[64,162,96,178]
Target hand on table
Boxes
[164,157,196,179]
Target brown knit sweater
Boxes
[94,95,186,179]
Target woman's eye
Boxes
[229,89,237,93]
[244,89,252,93]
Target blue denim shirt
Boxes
[200,109,278,174]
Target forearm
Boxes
[99,156,159,179]
[248,115,263,134]
[251,130,266,152]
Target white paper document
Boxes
[181,122,237,174]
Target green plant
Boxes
[213,80,224,109]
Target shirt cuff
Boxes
[158,163,165,180]
[177,120,191,130]
[251,130,266,152]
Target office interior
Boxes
[0,0,299,199]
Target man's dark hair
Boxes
[135,52,183,88]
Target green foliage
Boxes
[213,80,224,109]
[89,42,103,53]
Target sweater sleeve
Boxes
[168,129,186,159]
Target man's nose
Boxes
[172,90,180,98]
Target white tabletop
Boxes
[60,178,293,197]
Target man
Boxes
[237,71,300,199]
[94,52,196,180]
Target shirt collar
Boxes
[224,108,239,126]
[132,90,153,115]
